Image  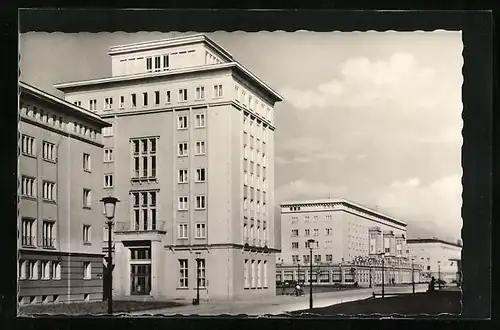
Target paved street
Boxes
[127,284,428,315]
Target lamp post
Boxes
[195,252,201,305]
[297,262,301,285]
[369,260,372,288]
[438,261,441,290]
[307,239,315,310]
[411,258,415,294]
[100,196,119,315]
[379,252,386,298]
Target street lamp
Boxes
[307,239,315,310]
[100,196,119,315]
[438,261,442,290]
[369,259,372,288]
[194,251,201,305]
[411,258,415,294]
[379,252,386,298]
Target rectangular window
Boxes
[195,195,206,210]
[104,174,114,188]
[74,101,82,106]
[263,261,268,287]
[251,260,256,288]
[195,141,206,155]
[21,135,36,156]
[42,141,55,161]
[52,261,61,279]
[195,223,206,238]
[179,89,188,102]
[83,262,91,279]
[21,176,36,198]
[178,196,188,210]
[196,168,206,182]
[154,90,160,105]
[195,86,205,100]
[119,96,125,109]
[21,218,35,247]
[178,169,188,183]
[195,114,205,128]
[197,259,206,287]
[177,115,188,129]
[165,90,171,103]
[214,84,223,98]
[143,92,148,106]
[42,221,55,248]
[131,247,151,260]
[179,259,188,287]
[292,242,299,249]
[83,153,91,171]
[154,56,161,71]
[178,224,188,238]
[104,97,113,110]
[244,259,249,288]
[89,99,97,111]
[146,57,152,71]
[291,229,299,236]
[131,138,158,179]
[178,142,188,157]
[41,260,50,279]
[83,189,92,208]
[131,93,137,107]
[104,148,113,162]
[42,181,55,201]
[305,229,310,236]
[326,228,333,235]
[131,191,157,231]
[28,260,38,280]
[83,225,91,243]
[163,55,169,69]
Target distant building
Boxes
[407,238,462,283]
[279,199,409,265]
[18,82,109,304]
[54,34,283,300]
[276,199,419,287]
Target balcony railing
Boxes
[41,237,56,248]
[21,236,36,247]
[115,221,167,232]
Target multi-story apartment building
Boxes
[407,238,462,283]
[279,199,409,265]
[53,34,283,300]
[18,82,109,304]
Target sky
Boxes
[19,31,463,246]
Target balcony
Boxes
[21,236,36,248]
[114,221,167,241]
[41,237,56,249]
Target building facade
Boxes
[407,238,462,283]
[279,199,409,265]
[18,82,109,304]
[54,34,283,300]
[277,199,419,286]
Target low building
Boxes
[407,238,462,283]
[18,82,110,304]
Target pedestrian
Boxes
[294,283,302,296]
[428,276,436,292]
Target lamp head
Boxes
[100,196,119,220]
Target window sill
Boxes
[194,153,206,156]
[22,153,37,159]
[42,246,56,250]
[42,199,56,204]
[195,126,206,129]
[21,195,37,201]
[194,208,206,211]
[84,169,92,173]
[103,160,114,163]
[194,237,206,240]
[83,242,92,246]
[194,181,206,184]
[178,209,188,212]
[176,287,189,290]
[83,206,92,210]
[83,278,92,281]
[42,158,57,164]
[177,127,188,130]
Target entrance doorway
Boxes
[130,264,151,295]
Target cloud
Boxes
[276,136,347,164]
[377,174,462,241]
[281,52,443,111]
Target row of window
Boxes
[19,260,62,280]
[243,259,269,289]
[18,260,91,280]
[291,215,333,223]
[179,258,206,288]
[77,85,224,113]
[21,218,92,248]
[178,168,206,183]
[243,198,268,215]
[177,223,207,239]
[291,241,327,249]
[292,228,334,237]
[177,195,206,210]
[235,85,273,122]
[21,176,92,208]
[291,254,335,264]
[177,113,206,129]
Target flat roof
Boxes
[54,62,283,103]
[19,81,110,127]
[407,238,462,248]
[280,198,406,227]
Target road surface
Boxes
[127,284,428,316]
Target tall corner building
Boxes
[53,34,283,300]
[18,82,110,304]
